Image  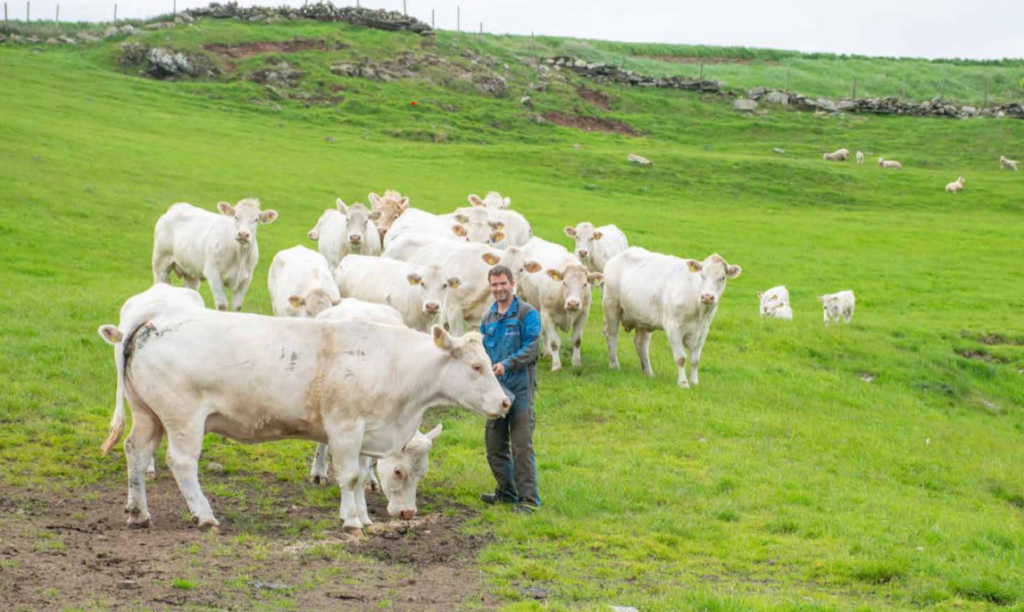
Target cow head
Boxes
[468,191,511,210]
[368,190,410,240]
[686,254,741,308]
[545,264,601,312]
[218,198,277,245]
[407,265,460,319]
[288,288,341,318]
[336,199,376,253]
[453,207,500,244]
[377,424,442,521]
[564,222,605,262]
[818,294,841,318]
[432,326,510,420]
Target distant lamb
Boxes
[878,157,902,169]
[1000,155,1019,171]
[819,290,855,325]
[823,148,850,162]
[945,176,965,193]
[856,151,865,164]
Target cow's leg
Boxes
[146,456,157,480]
[123,406,163,528]
[570,310,588,368]
[822,308,830,326]
[686,339,704,387]
[165,419,218,530]
[182,275,200,291]
[231,276,252,312]
[355,456,373,527]
[152,252,174,285]
[667,327,690,388]
[206,270,229,311]
[327,421,367,535]
[365,458,380,492]
[603,302,621,370]
[634,329,653,377]
[311,443,331,485]
[844,305,854,324]
[541,310,562,372]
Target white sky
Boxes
[22,0,1024,60]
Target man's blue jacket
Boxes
[480,296,541,406]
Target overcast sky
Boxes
[32,0,1024,60]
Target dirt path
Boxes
[0,474,495,611]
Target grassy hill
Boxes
[2,15,1024,612]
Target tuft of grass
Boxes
[171,578,197,590]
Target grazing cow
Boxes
[819,290,855,325]
[945,176,965,193]
[758,285,791,318]
[603,248,742,388]
[384,234,537,333]
[518,238,602,371]
[878,157,902,169]
[367,190,411,240]
[1000,156,1019,171]
[307,199,382,270]
[334,255,461,332]
[468,191,512,209]
[383,208,501,248]
[564,222,629,274]
[152,199,278,311]
[98,285,510,534]
[268,246,341,319]
[856,151,865,164]
[823,148,850,162]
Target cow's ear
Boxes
[593,231,603,241]
[432,325,455,351]
[308,229,320,241]
[686,259,702,273]
[447,276,462,289]
[524,261,542,274]
[468,194,483,207]
[260,210,278,224]
[97,324,123,345]
[757,292,764,298]
[368,210,381,221]
[817,296,824,302]
[217,202,235,216]
[481,252,500,266]
[288,295,305,308]
[489,221,505,230]
[588,273,604,284]
[424,423,443,442]
[406,273,422,286]
[455,214,469,224]
[563,226,576,237]
[452,225,468,237]
[546,269,564,282]
[398,197,410,211]
[336,198,348,213]
[726,264,742,279]
[490,231,506,244]
[367,192,381,205]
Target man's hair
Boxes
[488,264,514,284]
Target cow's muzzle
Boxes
[399,509,416,521]
[700,294,716,305]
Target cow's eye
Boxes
[393,468,404,480]
[472,364,484,374]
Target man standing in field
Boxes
[479,265,542,513]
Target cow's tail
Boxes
[97,324,127,455]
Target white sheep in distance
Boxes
[856,151,865,164]
[1000,155,1019,171]
[878,157,902,169]
[823,148,850,162]
[945,176,965,193]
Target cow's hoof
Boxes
[551,365,562,373]
[197,518,220,532]
[343,526,365,538]
[677,381,690,389]
[145,470,157,481]
[127,515,151,528]
[608,362,620,370]
[311,475,328,486]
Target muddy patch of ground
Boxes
[0,474,495,611]
[577,86,611,109]
[955,348,1006,364]
[542,111,637,136]
[203,38,347,60]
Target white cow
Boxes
[382,208,500,249]
[603,248,742,388]
[468,191,511,209]
[518,238,602,371]
[367,190,411,240]
[307,199,382,270]
[1000,156,1019,171]
[823,148,850,162]
[334,255,461,332]
[462,192,533,247]
[945,176,965,193]
[97,285,510,534]
[879,157,903,169]
[152,199,278,311]
[564,222,629,273]
[384,234,537,333]
[856,151,865,164]
[758,285,791,317]
[317,298,405,326]
[819,290,855,325]
[268,246,341,319]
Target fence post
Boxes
[985,77,990,107]
[531,30,534,51]
[114,3,117,22]
[699,61,704,80]
[4,3,7,29]
[456,5,459,33]
[431,8,433,28]
[55,3,58,22]
[852,77,857,99]
[403,0,406,16]
[26,0,28,22]
[940,78,946,100]
[785,67,791,93]
[173,0,176,16]
[479,21,482,36]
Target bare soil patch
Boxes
[971,333,1024,346]
[0,473,495,611]
[577,86,611,109]
[542,111,637,136]
[203,38,347,60]
[955,349,1006,364]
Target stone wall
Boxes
[184,2,433,35]
[545,56,721,93]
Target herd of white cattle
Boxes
[823,149,1020,191]
[96,189,855,534]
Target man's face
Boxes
[489,274,514,304]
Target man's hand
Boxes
[492,362,506,376]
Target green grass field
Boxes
[2,17,1024,612]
